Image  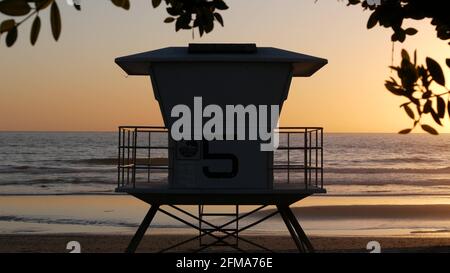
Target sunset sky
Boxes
[0,0,449,133]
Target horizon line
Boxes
[0,130,448,134]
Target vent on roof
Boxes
[188,43,257,54]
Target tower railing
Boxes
[117,126,171,189]
[117,126,323,191]
[273,127,323,190]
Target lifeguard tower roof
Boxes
[115,43,328,77]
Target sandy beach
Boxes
[1,234,450,253]
[2,194,450,253]
[2,195,450,247]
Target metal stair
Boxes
[198,205,239,247]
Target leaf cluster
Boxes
[386,49,450,134]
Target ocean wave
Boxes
[0,215,180,229]
[0,178,116,186]
[2,161,448,175]
[314,178,450,186]
[410,229,450,234]
[324,167,450,174]
[0,175,168,186]
[67,157,168,165]
[0,165,113,175]
[0,215,137,228]
[350,157,442,164]
[258,204,450,220]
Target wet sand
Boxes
[3,195,450,237]
[1,234,450,253]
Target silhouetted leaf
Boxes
[392,30,406,42]
[204,19,214,33]
[408,95,420,106]
[426,57,445,86]
[405,28,417,35]
[347,0,361,5]
[152,0,162,8]
[403,105,415,119]
[422,90,432,99]
[391,33,397,42]
[389,76,399,85]
[399,62,418,93]
[35,0,53,10]
[0,19,15,34]
[175,13,191,31]
[213,0,229,10]
[0,0,31,16]
[385,81,403,96]
[398,128,412,134]
[30,16,41,46]
[367,11,378,29]
[389,66,400,72]
[446,59,450,68]
[214,13,224,27]
[50,1,61,41]
[166,7,180,16]
[418,65,430,88]
[413,50,417,66]
[437,97,446,118]
[110,0,129,9]
[122,0,130,10]
[421,124,438,135]
[5,26,17,47]
[407,95,420,106]
[164,17,175,23]
[431,108,442,126]
[111,0,124,8]
[400,102,410,107]
[423,100,432,113]
[401,49,409,61]
[400,101,411,108]
[448,99,450,121]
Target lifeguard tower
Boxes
[115,44,327,253]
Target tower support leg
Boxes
[278,205,305,252]
[126,204,159,253]
[277,204,314,253]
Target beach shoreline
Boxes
[3,195,450,237]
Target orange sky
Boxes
[0,0,449,133]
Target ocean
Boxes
[1,132,449,195]
[1,132,450,237]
